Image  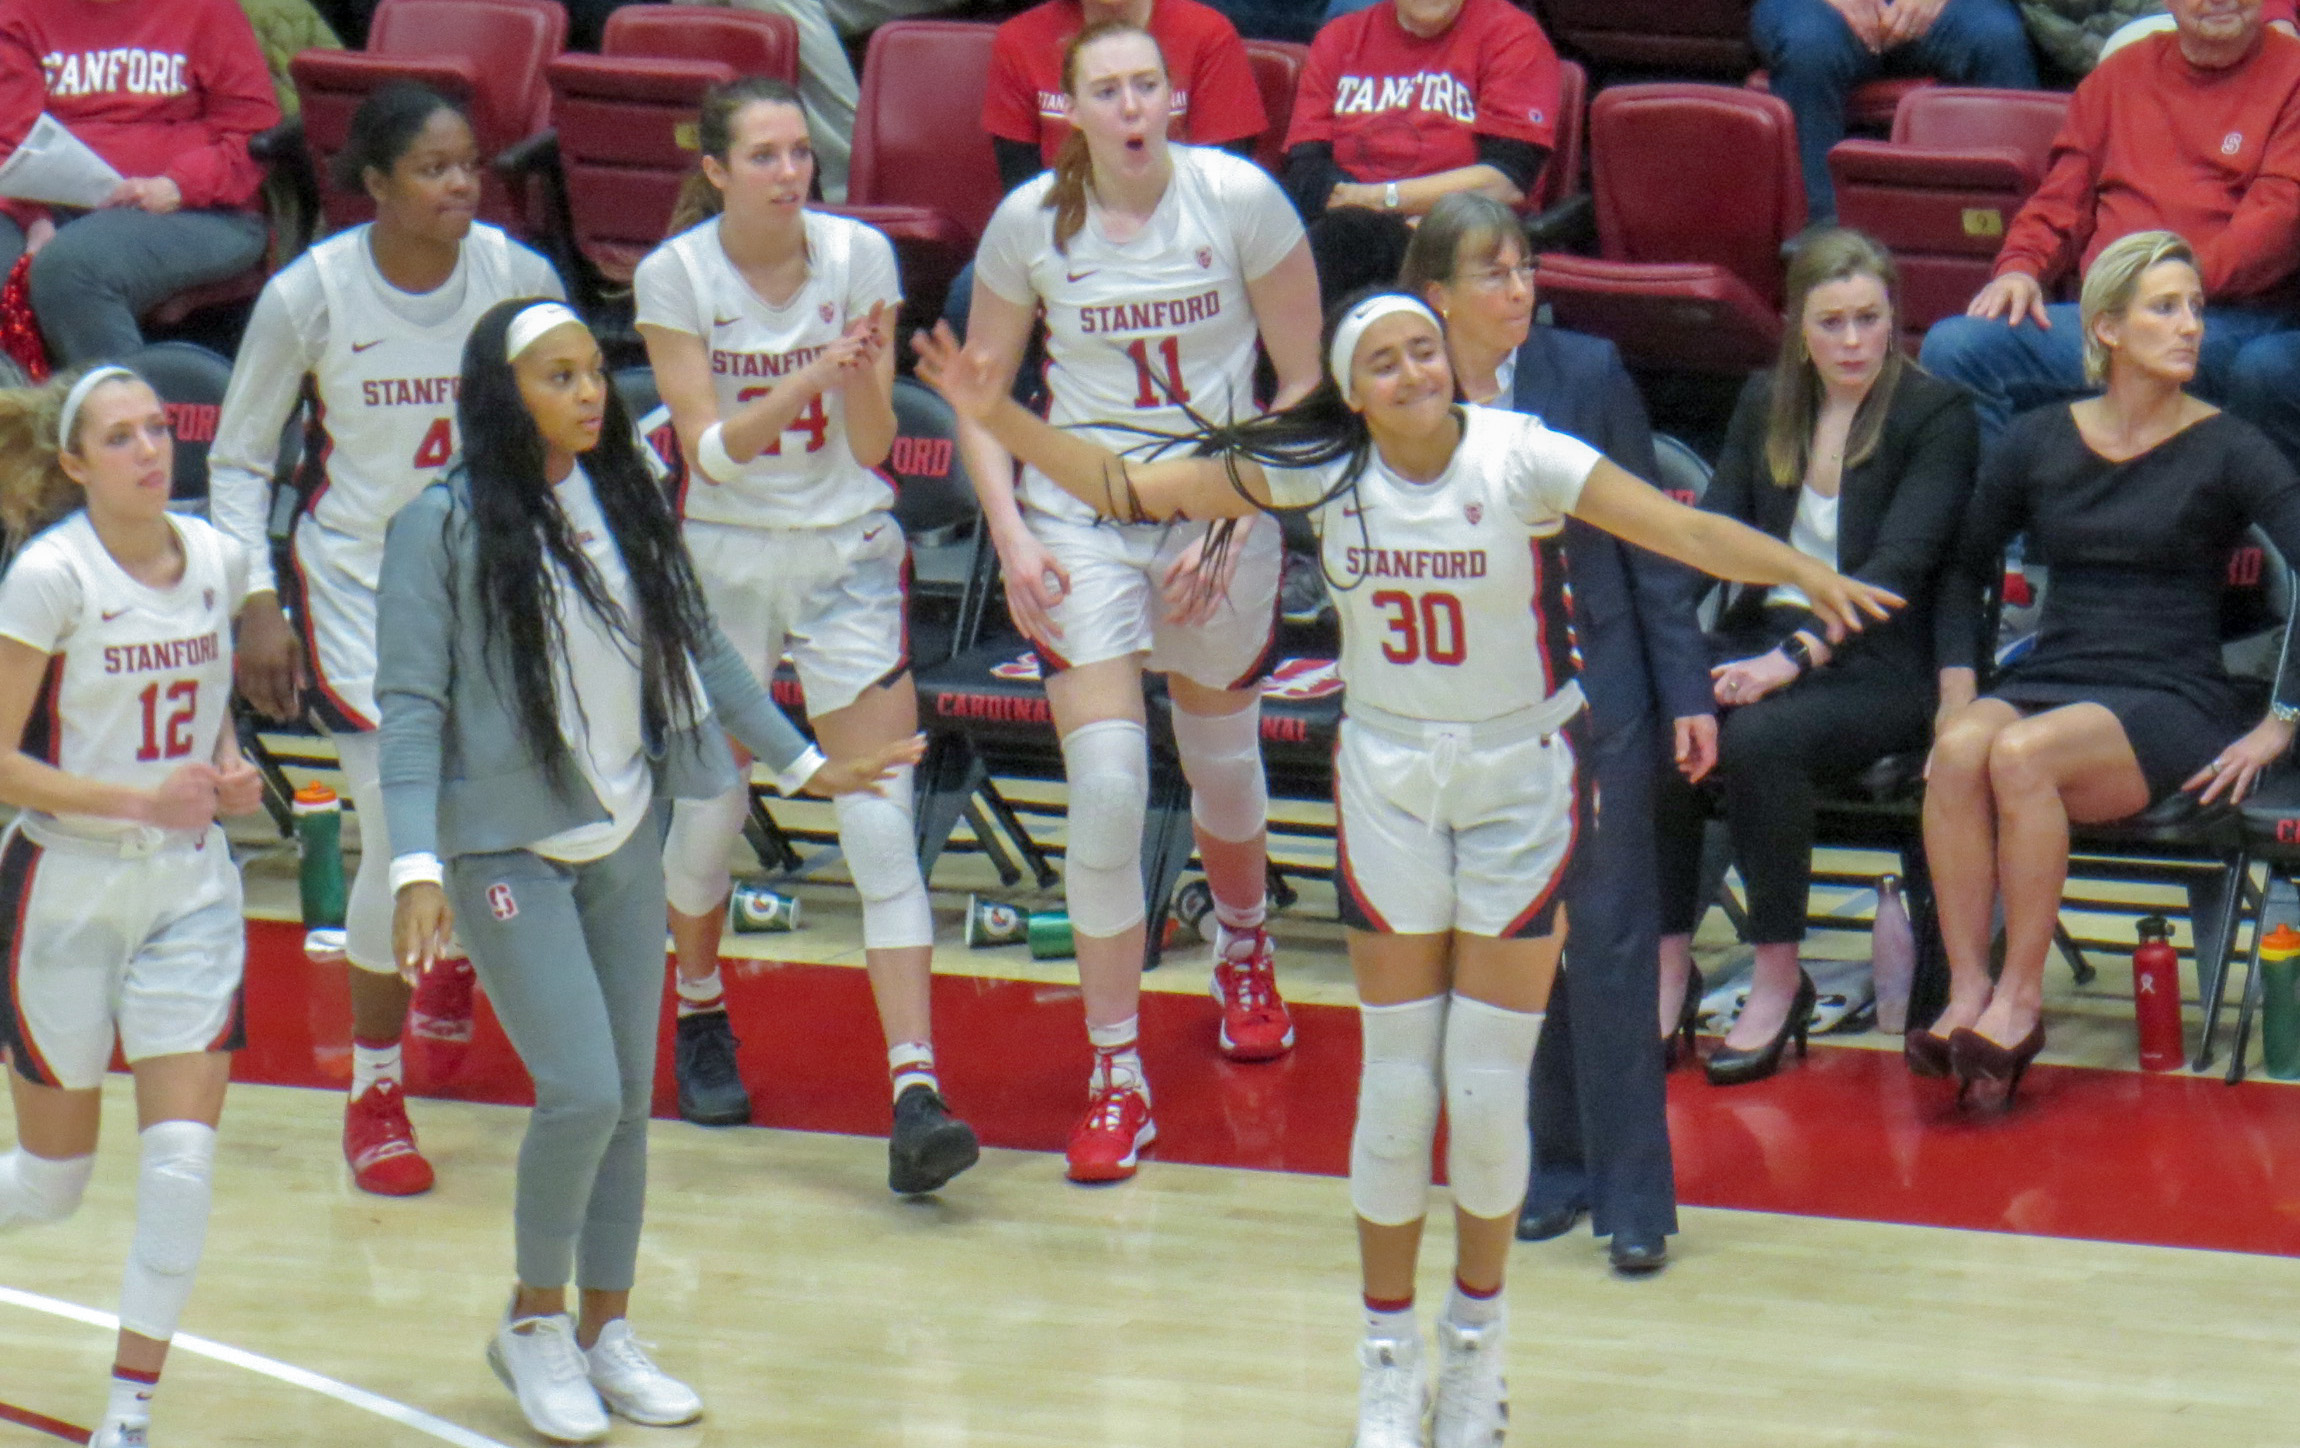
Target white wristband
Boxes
[771,744,828,797]
[696,421,742,485]
[389,852,444,894]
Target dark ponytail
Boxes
[332,82,469,195]
[452,299,717,780]
[1047,20,1167,255]
[668,76,807,236]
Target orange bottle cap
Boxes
[2263,924,2300,960]
[293,781,338,807]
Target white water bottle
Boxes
[1872,874,1915,1034]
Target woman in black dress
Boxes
[1921,230,2300,1100]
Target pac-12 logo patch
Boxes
[1195,247,1213,269]
[820,302,836,323]
[487,882,519,921]
[1464,502,1483,525]
[203,588,215,611]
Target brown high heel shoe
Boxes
[1947,1023,2046,1107]
[1903,1027,1953,1079]
[1664,965,1703,1071]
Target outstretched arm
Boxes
[915,322,1270,522]
[1570,460,1902,642]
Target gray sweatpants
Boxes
[447,806,671,1294]
[0,207,269,365]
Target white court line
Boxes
[0,1284,515,1448]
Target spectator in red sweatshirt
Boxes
[0,0,281,364]
[1920,0,2300,462]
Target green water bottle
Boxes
[2261,923,2300,1080]
[295,781,348,962]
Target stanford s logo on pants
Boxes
[488,883,519,921]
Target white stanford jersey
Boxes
[0,513,249,841]
[974,145,1304,524]
[207,222,565,597]
[1264,405,1602,724]
[633,210,902,530]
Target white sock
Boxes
[350,1038,401,1098]
[105,1368,157,1427]
[1447,1278,1503,1329]
[1214,894,1268,933]
[676,967,726,1018]
[1364,1297,1417,1344]
[889,1041,938,1101]
[1087,1016,1146,1097]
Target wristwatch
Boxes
[1781,635,1816,674]
[1383,181,1401,211]
[2274,700,2300,726]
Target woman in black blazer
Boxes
[1653,229,1979,1086]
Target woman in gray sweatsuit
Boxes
[375,297,918,1444]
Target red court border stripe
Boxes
[0,1396,91,1444]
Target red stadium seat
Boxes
[547,55,737,282]
[1244,39,1304,176]
[602,4,800,79]
[1534,0,1754,75]
[824,20,1002,333]
[1828,87,2071,338]
[292,0,565,235]
[1535,84,1803,375]
[1525,58,1587,214]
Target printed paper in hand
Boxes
[0,114,123,209]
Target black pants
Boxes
[1526,720,1678,1240]
[1655,627,1932,944]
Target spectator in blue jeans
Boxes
[1756,0,2039,223]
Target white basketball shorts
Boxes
[685,510,911,718]
[1027,512,1279,690]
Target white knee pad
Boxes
[119,1120,216,1342]
[1060,720,1149,938]
[0,1147,94,1229]
[664,785,751,919]
[1442,995,1542,1221]
[332,731,396,976]
[1350,995,1447,1227]
[1171,699,1269,845]
[834,765,933,950]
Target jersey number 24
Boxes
[735,388,831,455]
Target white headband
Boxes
[505,302,584,363]
[1328,294,1443,406]
[58,365,139,451]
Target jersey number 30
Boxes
[1371,590,1467,666]
[136,680,198,762]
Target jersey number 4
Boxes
[735,388,831,455]
[136,680,198,762]
[1125,336,1189,409]
[1371,590,1467,666]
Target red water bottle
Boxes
[2132,914,2184,1072]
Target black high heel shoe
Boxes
[1903,1025,1954,1079]
[1947,1022,2046,1107]
[1663,965,1703,1070]
[1704,970,1817,1087]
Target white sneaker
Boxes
[1354,1334,1429,1448]
[487,1313,609,1443]
[585,1318,704,1426]
[88,1420,148,1448]
[1433,1314,1510,1448]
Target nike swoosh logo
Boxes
[714,315,741,327]
[351,339,384,353]
[1066,270,1096,283]
[863,525,885,542]
[101,607,129,621]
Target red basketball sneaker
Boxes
[1064,1082,1156,1183]
[1211,927,1295,1061]
[406,955,477,1091]
[345,1079,435,1196]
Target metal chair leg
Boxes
[2192,854,2252,1072]
[2053,920,2095,985]
[961,799,1022,888]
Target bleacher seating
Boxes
[1243,40,1306,177]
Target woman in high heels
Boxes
[1922,230,2300,1103]
[1650,229,1979,1088]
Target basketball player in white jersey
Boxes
[208,83,564,1197]
[959,19,1322,1183]
[917,292,1898,1447]
[636,77,980,1194]
[0,365,266,1448]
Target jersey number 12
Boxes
[136,680,198,762]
